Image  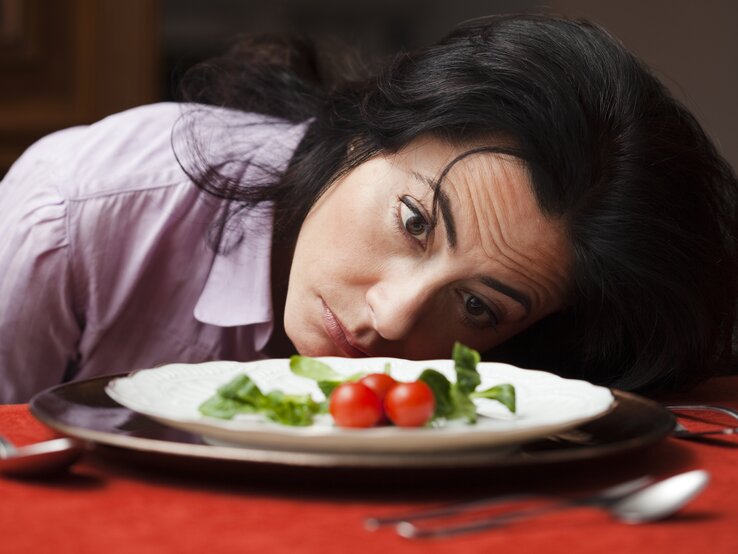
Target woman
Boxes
[1,14,735,403]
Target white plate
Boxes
[105,358,614,454]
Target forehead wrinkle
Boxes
[478,160,566,302]
[491,175,570,302]
[470,196,551,309]
[449,155,569,310]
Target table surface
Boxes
[2,376,738,554]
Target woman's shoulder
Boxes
[10,103,308,202]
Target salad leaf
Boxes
[289,355,366,397]
[217,373,266,405]
[198,373,321,426]
[450,386,478,423]
[418,369,454,419]
[471,384,516,414]
[199,374,264,420]
[316,380,343,398]
[418,343,515,423]
[289,356,344,381]
[263,390,322,426]
[198,395,247,419]
[452,342,481,394]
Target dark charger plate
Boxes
[29,373,676,484]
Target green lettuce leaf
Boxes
[418,369,454,419]
[263,390,321,426]
[289,355,344,382]
[199,373,321,425]
[452,342,481,394]
[198,395,246,419]
[450,386,478,423]
[471,384,516,413]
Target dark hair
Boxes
[175,14,738,391]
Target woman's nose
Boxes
[366,277,435,341]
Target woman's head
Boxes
[284,136,570,360]
[179,13,738,390]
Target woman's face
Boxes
[283,137,570,360]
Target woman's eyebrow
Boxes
[410,171,457,248]
[479,276,532,315]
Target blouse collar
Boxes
[191,117,309,352]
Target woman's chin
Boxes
[289,336,337,358]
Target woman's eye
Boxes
[398,197,431,244]
[465,295,487,316]
[461,291,499,328]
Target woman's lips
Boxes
[321,300,369,358]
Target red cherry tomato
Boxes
[329,382,383,428]
[384,381,436,427]
[358,373,397,402]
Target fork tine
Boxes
[666,404,738,421]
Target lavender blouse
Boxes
[0,103,307,402]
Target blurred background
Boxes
[1,0,736,175]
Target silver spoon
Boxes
[0,434,85,477]
[396,470,710,538]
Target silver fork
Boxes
[666,404,738,439]
[364,475,653,533]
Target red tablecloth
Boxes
[2,377,738,554]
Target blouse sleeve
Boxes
[0,143,82,403]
